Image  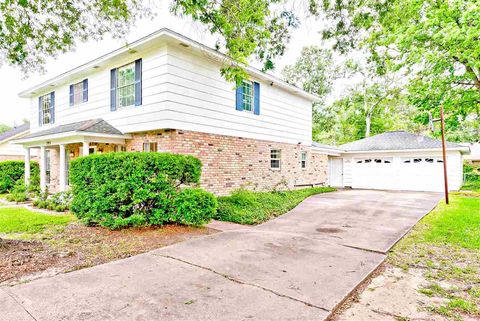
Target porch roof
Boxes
[13,119,130,145]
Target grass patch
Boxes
[461,180,480,192]
[0,207,73,234]
[215,187,336,225]
[389,195,480,320]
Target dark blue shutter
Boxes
[50,92,55,124]
[69,85,74,106]
[134,59,142,106]
[235,84,243,111]
[38,96,43,126]
[110,68,117,111]
[253,82,260,115]
[82,79,88,102]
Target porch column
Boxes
[39,146,47,192]
[59,144,66,191]
[24,147,30,186]
[82,142,89,156]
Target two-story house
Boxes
[14,28,337,195]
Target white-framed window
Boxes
[73,81,83,105]
[270,149,281,169]
[40,93,53,125]
[143,142,158,152]
[117,62,136,108]
[241,80,254,112]
[300,151,307,169]
[116,145,127,152]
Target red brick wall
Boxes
[126,130,328,195]
[0,155,24,161]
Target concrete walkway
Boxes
[0,190,442,321]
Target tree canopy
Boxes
[318,0,480,141]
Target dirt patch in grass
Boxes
[0,223,217,285]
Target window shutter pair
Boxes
[110,59,142,111]
[235,81,260,115]
[69,79,88,106]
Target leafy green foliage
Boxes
[69,152,214,229]
[33,190,73,212]
[173,188,217,226]
[462,162,480,192]
[0,207,73,234]
[215,187,335,224]
[5,181,28,202]
[0,0,149,72]
[0,160,39,193]
[318,0,480,141]
[172,0,298,85]
[0,123,11,134]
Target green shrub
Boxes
[69,152,204,229]
[462,162,480,192]
[0,160,39,193]
[216,187,336,225]
[6,182,28,202]
[173,188,217,226]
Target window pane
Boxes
[117,62,136,108]
[242,80,254,112]
[73,82,83,105]
[41,94,52,125]
[270,149,281,169]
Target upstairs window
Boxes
[117,62,136,108]
[300,151,307,169]
[110,59,142,111]
[143,142,158,152]
[270,149,281,169]
[69,79,88,106]
[38,92,55,126]
[236,80,260,115]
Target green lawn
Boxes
[215,186,336,225]
[0,207,74,234]
[390,195,480,319]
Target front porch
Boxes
[13,119,131,192]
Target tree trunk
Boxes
[365,113,371,137]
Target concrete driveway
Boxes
[1,190,441,321]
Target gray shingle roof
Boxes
[21,119,122,140]
[0,122,30,142]
[339,131,463,152]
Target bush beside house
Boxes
[0,160,39,193]
[69,152,216,229]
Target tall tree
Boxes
[1,0,298,85]
[317,0,480,141]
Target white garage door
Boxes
[351,157,445,192]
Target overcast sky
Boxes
[0,3,326,127]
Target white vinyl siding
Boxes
[27,43,313,145]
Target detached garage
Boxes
[327,131,470,192]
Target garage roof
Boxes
[340,131,466,152]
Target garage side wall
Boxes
[126,130,329,195]
[340,150,464,192]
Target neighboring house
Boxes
[0,123,37,161]
[13,28,336,194]
[462,142,480,164]
[327,131,470,192]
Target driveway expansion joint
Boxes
[1,288,38,321]
[151,252,331,313]
[340,244,387,255]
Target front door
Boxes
[330,158,344,187]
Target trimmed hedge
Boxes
[0,160,39,193]
[69,152,215,229]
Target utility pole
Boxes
[430,106,449,204]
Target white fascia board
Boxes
[311,147,342,156]
[12,131,131,145]
[19,29,320,102]
[340,147,470,155]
